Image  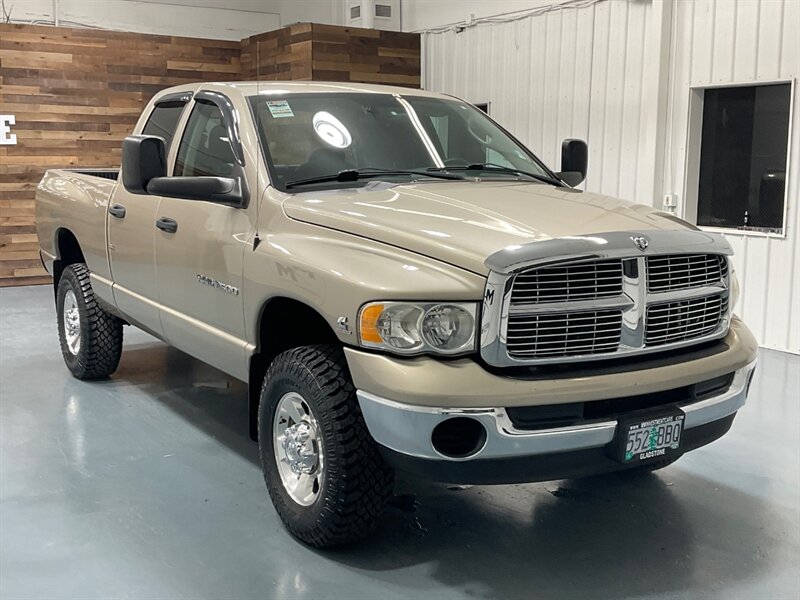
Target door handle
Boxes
[155,217,178,234]
[108,204,126,218]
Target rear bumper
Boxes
[355,361,756,484]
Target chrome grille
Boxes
[645,294,729,346]
[496,253,729,364]
[481,232,734,368]
[647,254,728,292]
[511,259,623,304]
[507,310,622,359]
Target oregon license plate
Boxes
[615,410,685,463]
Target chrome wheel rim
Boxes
[62,290,81,355]
[273,392,323,506]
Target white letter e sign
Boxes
[1,115,17,145]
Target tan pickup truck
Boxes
[36,82,758,547]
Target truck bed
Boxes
[62,168,120,181]
[36,168,120,286]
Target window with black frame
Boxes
[697,83,791,234]
[141,102,186,152]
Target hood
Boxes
[282,181,693,275]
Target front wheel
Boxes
[56,263,123,380]
[258,345,394,548]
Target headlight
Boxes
[359,301,477,355]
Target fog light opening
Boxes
[431,417,487,459]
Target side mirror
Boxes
[146,176,244,206]
[557,138,588,187]
[122,135,166,194]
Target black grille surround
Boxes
[500,252,731,364]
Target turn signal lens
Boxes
[359,303,385,343]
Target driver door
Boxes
[153,94,255,380]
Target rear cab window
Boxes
[141,95,192,152]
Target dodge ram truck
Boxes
[36,82,758,548]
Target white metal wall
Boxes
[663,0,799,353]
[3,0,282,39]
[423,0,655,201]
[422,0,799,353]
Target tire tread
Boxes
[58,263,123,379]
[259,344,393,548]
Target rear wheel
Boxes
[258,344,394,548]
[56,263,123,380]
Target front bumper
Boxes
[357,361,755,461]
[345,317,757,409]
[348,319,757,484]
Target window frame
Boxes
[167,90,250,207]
[683,78,795,239]
[141,91,192,154]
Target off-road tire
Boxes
[258,344,394,548]
[56,263,123,380]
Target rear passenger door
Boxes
[153,92,255,380]
[108,92,191,335]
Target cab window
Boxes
[174,101,236,178]
[142,102,186,152]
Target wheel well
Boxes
[53,229,85,291]
[248,297,340,440]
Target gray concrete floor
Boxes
[1,285,798,600]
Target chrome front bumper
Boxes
[356,361,756,462]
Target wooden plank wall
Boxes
[0,22,420,287]
[240,23,314,81]
[240,23,420,87]
[311,24,420,87]
[0,24,241,287]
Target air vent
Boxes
[375,3,392,17]
[350,5,361,19]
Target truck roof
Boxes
[155,81,446,99]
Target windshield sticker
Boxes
[266,100,294,118]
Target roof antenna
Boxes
[253,37,262,251]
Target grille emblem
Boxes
[631,235,649,252]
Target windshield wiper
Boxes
[428,163,564,187]
[285,168,465,189]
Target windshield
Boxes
[247,93,555,191]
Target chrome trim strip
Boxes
[356,361,754,462]
[682,361,756,428]
[356,390,617,460]
[485,230,733,275]
[648,283,728,302]
[508,295,634,314]
[481,230,733,367]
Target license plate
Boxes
[614,410,685,463]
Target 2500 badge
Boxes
[196,274,239,296]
